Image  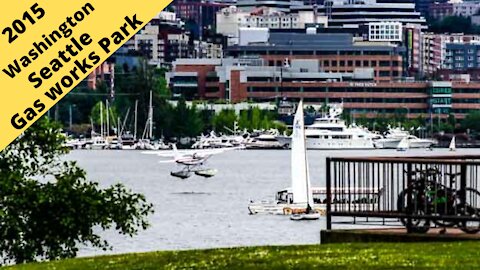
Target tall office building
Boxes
[292,0,426,28]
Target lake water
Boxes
[68,148,480,256]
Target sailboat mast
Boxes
[149,91,153,139]
[117,116,121,137]
[106,100,110,137]
[100,101,104,138]
[134,100,138,140]
[301,100,312,211]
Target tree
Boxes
[461,110,480,133]
[90,101,118,127]
[0,118,153,264]
[212,109,238,133]
[172,98,204,137]
[429,16,480,34]
[238,110,250,130]
[251,107,262,130]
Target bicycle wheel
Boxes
[406,209,430,234]
[459,188,480,234]
[397,188,430,233]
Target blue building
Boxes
[445,43,480,70]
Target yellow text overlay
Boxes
[0,0,172,150]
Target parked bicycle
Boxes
[397,167,480,234]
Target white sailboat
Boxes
[449,136,456,151]
[289,100,320,221]
[396,137,409,152]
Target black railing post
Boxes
[406,162,413,233]
[460,163,467,206]
[326,157,332,230]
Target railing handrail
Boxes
[329,155,480,166]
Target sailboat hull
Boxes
[290,212,321,221]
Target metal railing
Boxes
[326,155,480,232]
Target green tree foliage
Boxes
[52,82,108,131]
[429,16,480,34]
[212,109,238,132]
[90,101,118,127]
[113,59,173,139]
[172,98,204,137]
[236,107,284,132]
[461,110,480,133]
[153,68,170,98]
[250,107,262,130]
[0,118,153,264]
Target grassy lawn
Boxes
[6,242,480,270]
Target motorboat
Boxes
[290,211,322,221]
[88,136,108,150]
[396,137,409,151]
[373,126,410,149]
[407,135,436,149]
[374,126,436,149]
[245,132,283,149]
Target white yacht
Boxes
[374,127,436,149]
[192,131,245,149]
[245,131,284,149]
[277,104,378,150]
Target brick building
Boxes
[226,32,405,82]
[167,58,480,119]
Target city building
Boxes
[173,0,228,38]
[429,2,454,19]
[235,0,305,12]
[403,23,424,77]
[452,1,480,17]
[430,0,480,20]
[414,0,437,17]
[123,12,186,67]
[368,22,403,42]
[438,42,480,80]
[226,32,406,82]
[422,33,480,77]
[167,57,480,119]
[123,11,225,68]
[291,0,427,29]
[216,6,328,45]
[84,61,115,90]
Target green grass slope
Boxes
[6,242,480,270]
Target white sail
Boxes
[449,136,456,151]
[291,100,313,206]
[397,137,409,151]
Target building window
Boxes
[379,61,390,67]
[379,71,390,77]
[363,60,369,66]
